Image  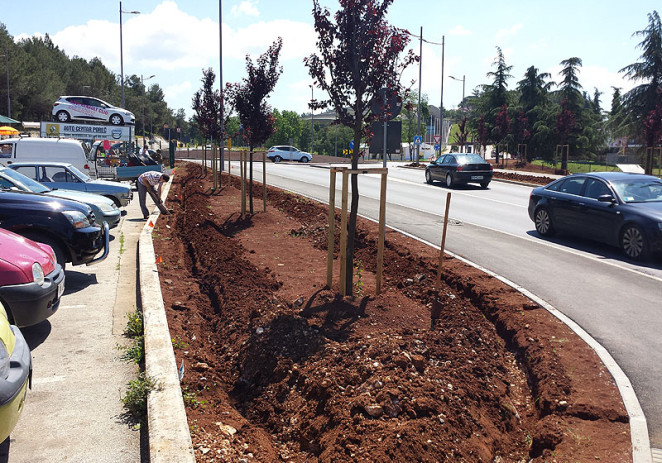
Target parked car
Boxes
[0,167,121,228]
[267,146,312,163]
[0,228,64,327]
[52,96,135,126]
[425,153,493,188]
[0,137,92,177]
[0,300,31,443]
[0,189,109,269]
[7,162,133,207]
[528,172,662,260]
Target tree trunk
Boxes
[344,126,362,297]
[203,141,208,175]
[249,148,254,214]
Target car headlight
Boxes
[98,202,117,212]
[32,262,45,286]
[0,340,9,379]
[62,210,91,229]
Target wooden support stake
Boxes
[436,192,452,289]
[262,151,267,212]
[240,151,246,215]
[376,172,387,294]
[327,170,337,289]
[212,146,217,190]
[338,170,349,296]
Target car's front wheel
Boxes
[23,233,68,270]
[55,110,70,123]
[425,170,433,184]
[109,114,124,125]
[534,207,555,236]
[620,224,648,260]
[299,156,310,163]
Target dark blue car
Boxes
[425,153,493,188]
[528,172,662,260]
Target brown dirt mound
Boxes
[153,162,630,462]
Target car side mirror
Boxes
[597,194,616,204]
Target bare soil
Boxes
[153,161,630,462]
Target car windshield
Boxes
[1,168,50,193]
[611,178,662,203]
[67,165,90,182]
[456,154,486,164]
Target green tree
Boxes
[620,10,662,173]
[266,109,302,146]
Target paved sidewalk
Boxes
[8,187,146,463]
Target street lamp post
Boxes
[309,84,314,154]
[449,75,465,107]
[119,1,140,109]
[141,74,155,141]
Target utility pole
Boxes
[6,46,10,118]
[416,26,422,162]
[440,35,444,156]
[310,84,314,153]
[219,0,224,187]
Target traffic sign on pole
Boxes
[413,135,423,145]
[433,135,441,144]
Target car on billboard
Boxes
[52,96,135,126]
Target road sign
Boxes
[413,135,423,145]
[434,144,440,151]
[349,140,354,150]
[433,135,441,143]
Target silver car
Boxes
[0,167,121,228]
[7,162,133,207]
[52,96,135,126]
[267,146,312,163]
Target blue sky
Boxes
[2,1,660,118]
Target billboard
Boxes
[41,122,134,142]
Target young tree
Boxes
[192,68,222,171]
[233,38,283,213]
[484,47,513,163]
[620,11,662,173]
[305,0,417,296]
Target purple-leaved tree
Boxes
[233,38,283,214]
[305,0,417,296]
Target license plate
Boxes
[471,175,483,180]
[57,278,65,299]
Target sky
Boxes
[2,0,660,119]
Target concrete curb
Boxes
[138,177,196,463]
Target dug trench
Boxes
[153,161,630,462]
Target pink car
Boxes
[0,229,65,327]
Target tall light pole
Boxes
[416,26,422,161]
[309,84,314,153]
[449,75,465,108]
[141,74,155,141]
[439,36,444,155]
[5,45,9,118]
[119,1,140,109]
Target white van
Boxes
[0,138,92,176]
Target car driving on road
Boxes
[52,96,135,126]
[425,153,493,188]
[528,172,662,260]
[267,146,312,163]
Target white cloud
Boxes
[14,32,44,43]
[496,23,523,40]
[231,1,260,17]
[449,25,472,37]
[225,20,317,61]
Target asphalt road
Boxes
[8,191,144,463]
[234,160,662,449]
